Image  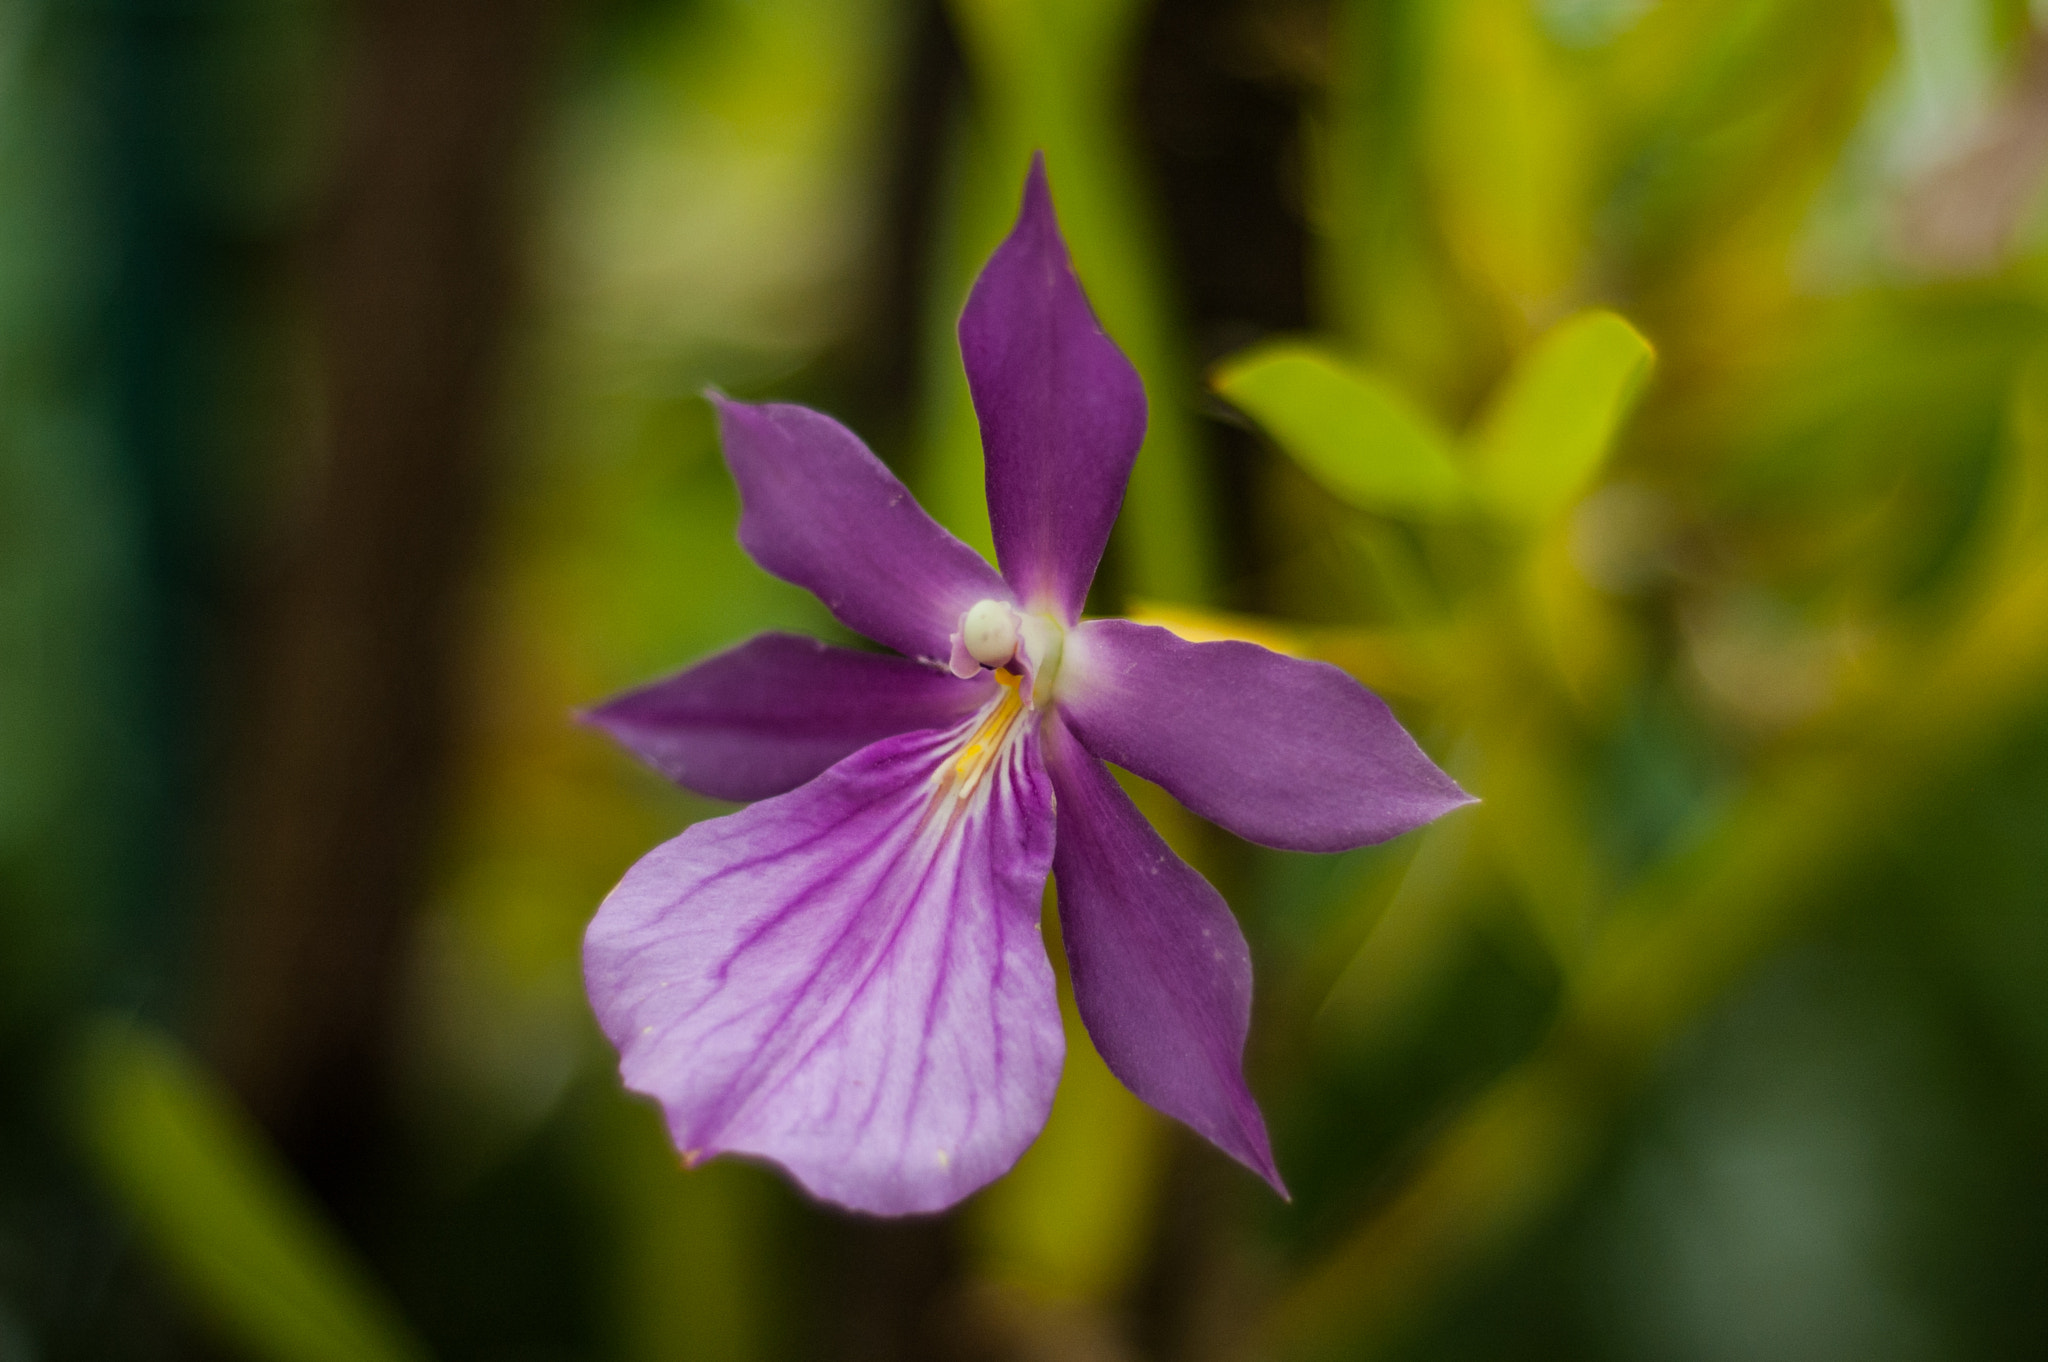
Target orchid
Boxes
[581,158,1472,1216]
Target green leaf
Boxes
[74,1022,430,1362]
[1213,341,1468,520]
[1470,309,1654,524]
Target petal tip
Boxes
[705,388,755,422]
[702,387,746,425]
[1022,149,1050,208]
[1221,1110,1289,1200]
[1437,780,1481,816]
[1003,150,1064,261]
[1262,1164,1293,1203]
[575,695,630,740]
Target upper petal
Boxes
[715,395,1011,663]
[583,632,998,803]
[960,155,1146,622]
[584,718,1063,1216]
[1040,716,1283,1193]
[1059,619,1473,853]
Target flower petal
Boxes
[583,632,997,803]
[714,395,1011,664]
[1040,716,1283,1193]
[584,721,1063,1215]
[1060,619,1473,852]
[960,155,1146,622]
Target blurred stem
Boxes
[1318,0,1476,400]
[965,884,1166,1307]
[581,1088,773,1362]
[203,0,554,1186]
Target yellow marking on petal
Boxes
[681,1149,702,1168]
[947,671,1025,801]
[934,1148,950,1170]
[1125,599,1308,656]
[1127,599,1438,697]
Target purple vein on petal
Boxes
[584,713,1062,1216]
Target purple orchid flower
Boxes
[581,157,1472,1216]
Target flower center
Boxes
[960,599,1019,667]
[1015,612,1063,707]
[948,599,1066,707]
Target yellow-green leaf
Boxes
[74,1022,430,1362]
[1470,310,1654,524]
[1423,0,1590,313]
[1213,342,1468,520]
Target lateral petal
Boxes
[584,721,1063,1216]
[714,396,1012,665]
[583,632,997,803]
[960,155,1146,622]
[1060,619,1473,852]
[1040,716,1283,1194]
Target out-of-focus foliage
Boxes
[75,1024,428,1362]
[1207,1,2048,1357]
[1210,308,1651,524]
[14,0,2048,1359]
[1466,310,1653,524]
[1212,344,1466,519]
[409,2,905,1357]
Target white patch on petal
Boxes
[1016,613,1066,707]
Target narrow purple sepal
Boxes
[584,722,1064,1215]
[713,395,1012,664]
[1040,716,1285,1194]
[1059,620,1473,852]
[960,155,1147,622]
[583,632,997,803]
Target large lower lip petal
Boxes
[584,716,1062,1215]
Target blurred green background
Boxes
[9,0,2048,1358]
